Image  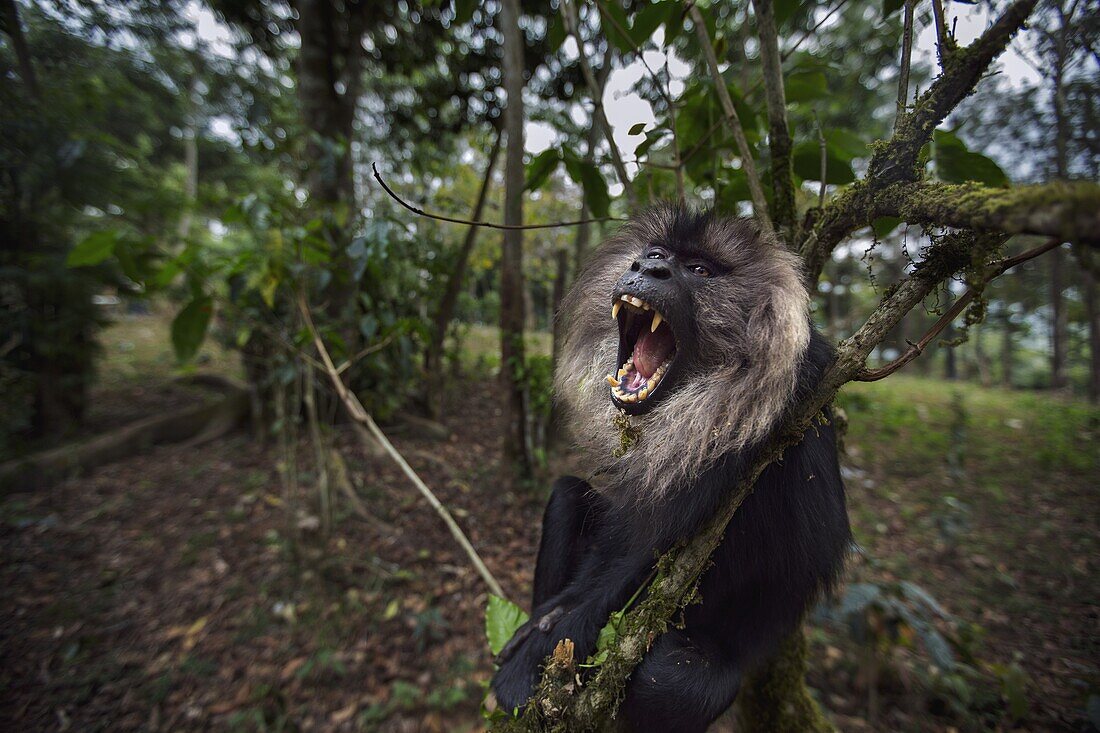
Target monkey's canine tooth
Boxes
[612,302,622,320]
[650,312,663,332]
[606,375,619,386]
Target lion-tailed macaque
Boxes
[491,206,850,733]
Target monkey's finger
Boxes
[537,605,565,632]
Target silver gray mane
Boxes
[554,205,811,503]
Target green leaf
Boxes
[171,295,213,363]
[872,216,903,239]
[628,122,647,136]
[662,0,685,46]
[774,0,801,27]
[485,595,529,656]
[823,129,869,160]
[932,129,1009,187]
[524,148,561,192]
[633,129,669,158]
[453,0,477,24]
[564,157,611,218]
[792,140,856,184]
[631,1,669,44]
[546,15,567,52]
[599,0,635,52]
[67,230,118,267]
[784,70,829,103]
[882,0,906,16]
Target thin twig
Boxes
[336,333,395,375]
[932,0,950,68]
[296,292,506,598]
[895,0,915,131]
[689,4,774,234]
[814,113,828,207]
[665,59,687,203]
[857,238,1061,381]
[782,0,852,63]
[372,164,621,230]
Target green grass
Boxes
[839,376,1099,483]
[451,323,551,374]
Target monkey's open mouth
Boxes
[607,293,677,409]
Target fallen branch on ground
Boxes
[296,292,506,598]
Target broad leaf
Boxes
[932,129,1009,187]
[784,70,829,102]
[872,217,903,239]
[599,0,635,52]
[485,595,529,656]
[524,148,562,192]
[662,0,685,45]
[633,128,669,158]
[631,1,669,44]
[564,157,611,218]
[171,295,213,363]
[453,0,477,24]
[67,230,118,267]
[628,122,647,136]
[792,140,856,184]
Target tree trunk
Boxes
[0,0,40,100]
[425,131,502,418]
[1080,248,1100,404]
[178,68,199,241]
[1049,8,1070,390]
[943,321,958,380]
[973,323,991,387]
[549,248,569,446]
[499,0,532,483]
[735,629,836,732]
[1001,306,1014,388]
[296,0,362,364]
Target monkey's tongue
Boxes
[633,326,675,378]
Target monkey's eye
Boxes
[645,248,668,260]
[690,264,712,277]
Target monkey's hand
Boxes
[494,605,564,665]
[490,598,602,712]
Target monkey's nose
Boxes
[635,260,671,280]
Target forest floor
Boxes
[1,312,1097,732]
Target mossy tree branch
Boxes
[800,0,1041,281]
[492,231,1004,732]
[806,180,1100,272]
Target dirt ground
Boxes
[1,371,1097,732]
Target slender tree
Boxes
[499,0,532,482]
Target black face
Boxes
[607,245,713,415]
